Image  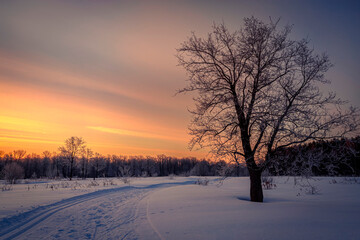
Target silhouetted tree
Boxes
[12,150,26,160]
[0,150,5,159]
[90,153,106,180]
[1,138,357,180]
[177,17,359,202]
[268,137,360,176]
[80,148,93,179]
[59,136,86,180]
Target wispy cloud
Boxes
[0,115,48,134]
[87,126,183,142]
[0,135,61,145]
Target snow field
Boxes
[0,177,193,219]
[0,177,197,239]
[146,177,360,240]
[0,177,359,239]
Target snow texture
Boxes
[0,177,359,239]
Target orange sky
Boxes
[0,0,359,157]
[0,51,205,157]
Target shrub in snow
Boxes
[2,162,24,184]
[261,170,276,190]
[341,177,360,184]
[103,179,117,186]
[195,178,209,186]
[88,180,99,187]
[121,177,130,184]
[262,177,276,190]
[304,185,319,195]
[329,178,338,184]
[46,184,58,190]
[1,184,13,191]
[293,177,320,195]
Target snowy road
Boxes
[0,181,195,240]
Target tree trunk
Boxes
[69,158,73,181]
[249,168,263,202]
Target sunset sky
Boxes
[1,0,359,157]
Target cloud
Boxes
[0,115,48,134]
[0,135,60,145]
[87,126,183,142]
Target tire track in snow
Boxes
[0,181,195,240]
[146,196,166,240]
[0,186,137,239]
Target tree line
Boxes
[1,136,359,183]
[267,136,360,177]
[0,137,244,182]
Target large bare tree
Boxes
[177,17,359,202]
[59,136,86,181]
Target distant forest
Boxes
[0,137,359,180]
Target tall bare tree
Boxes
[59,136,86,180]
[177,17,359,202]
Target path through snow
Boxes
[0,181,194,240]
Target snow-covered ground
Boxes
[0,176,359,239]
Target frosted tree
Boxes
[177,17,359,202]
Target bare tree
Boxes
[177,17,359,202]
[51,152,64,178]
[80,148,93,179]
[0,150,5,159]
[118,164,132,184]
[2,162,24,184]
[42,151,52,159]
[59,136,86,181]
[12,150,26,160]
[90,152,106,180]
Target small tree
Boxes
[177,17,359,202]
[59,136,86,181]
[2,162,24,184]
